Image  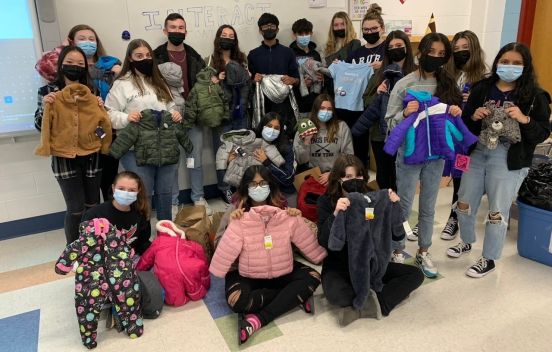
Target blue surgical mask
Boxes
[248,185,271,203]
[496,64,523,83]
[297,35,311,48]
[113,189,138,206]
[262,126,280,142]
[77,41,97,57]
[318,110,333,122]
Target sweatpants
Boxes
[225,261,321,325]
[322,262,424,316]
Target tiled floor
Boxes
[1,190,552,352]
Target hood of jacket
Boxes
[225,60,249,86]
[403,89,439,109]
[137,109,174,129]
[158,62,184,89]
[220,129,257,145]
[195,66,217,84]
[95,55,120,70]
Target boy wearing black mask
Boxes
[248,13,300,139]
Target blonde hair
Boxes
[325,12,358,56]
[445,30,488,84]
[362,3,384,29]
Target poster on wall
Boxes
[385,20,413,36]
[349,0,370,20]
[309,0,327,7]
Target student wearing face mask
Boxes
[324,12,361,65]
[439,30,488,241]
[248,13,300,140]
[153,13,212,214]
[210,165,326,345]
[294,94,354,187]
[253,112,297,206]
[205,25,250,204]
[35,46,112,244]
[352,30,417,197]
[105,39,184,221]
[317,154,424,326]
[446,43,550,278]
[82,171,152,255]
[289,18,323,114]
[384,33,463,278]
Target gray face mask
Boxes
[248,185,270,202]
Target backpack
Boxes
[137,270,164,319]
[297,176,327,223]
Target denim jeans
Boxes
[456,142,529,260]
[395,148,445,250]
[187,124,229,202]
[120,151,177,221]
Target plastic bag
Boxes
[518,159,552,211]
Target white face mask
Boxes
[262,126,280,142]
[248,185,270,202]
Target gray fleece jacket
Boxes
[216,129,285,187]
[293,120,354,172]
[329,191,406,310]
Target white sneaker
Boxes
[194,197,213,216]
[171,205,179,221]
[415,251,438,278]
[390,252,405,264]
[407,224,419,241]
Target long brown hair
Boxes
[67,24,107,62]
[326,154,368,207]
[210,25,247,73]
[308,94,339,143]
[418,33,462,106]
[117,39,173,102]
[236,165,284,211]
[113,171,151,219]
[325,12,357,56]
[445,30,488,85]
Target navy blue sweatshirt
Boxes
[247,40,299,78]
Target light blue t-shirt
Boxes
[329,62,374,111]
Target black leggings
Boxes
[371,140,397,191]
[225,261,321,326]
[56,170,101,244]
[322,262,424,316]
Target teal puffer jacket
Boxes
[110,109,193,166]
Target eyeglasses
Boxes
[248,180,269,188]
[362,26,380,33]
[260,25,277,31]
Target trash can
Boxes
[517,198,552,267]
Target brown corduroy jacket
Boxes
[35,83,112,158]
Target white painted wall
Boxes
[0,0,509,224]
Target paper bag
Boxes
[174,205,214,260]
[293,166,321,192]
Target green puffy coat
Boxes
[184,66,229,128]
[110,109,193,166]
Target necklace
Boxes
[168,50,185,64]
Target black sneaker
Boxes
[440,216,459,240]
[407,224,419,241]
[447,241,472,258]
[222,189,233,204]
[466,257,495,278]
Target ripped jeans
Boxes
[224,261,321,325]
[456,142,529,260]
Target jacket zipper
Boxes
[424,102,432,157]
[264,217,273,279]
[157,112,162,166]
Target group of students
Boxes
[33,2,551,347]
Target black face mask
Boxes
[62,64,87,81]
[333,29,346,38]
[131,59,153,76]
[420,55,446,73]
[341,179,366,194]
[168,32,185,46]
[219,38,236,50]
[363,32,380,45]
[262,29,277,40]
[387,47,407,62]
[453,50,471,69]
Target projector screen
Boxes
[0,0,42,137]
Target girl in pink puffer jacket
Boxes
[209,165,327,345]
[137,220,210,306]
